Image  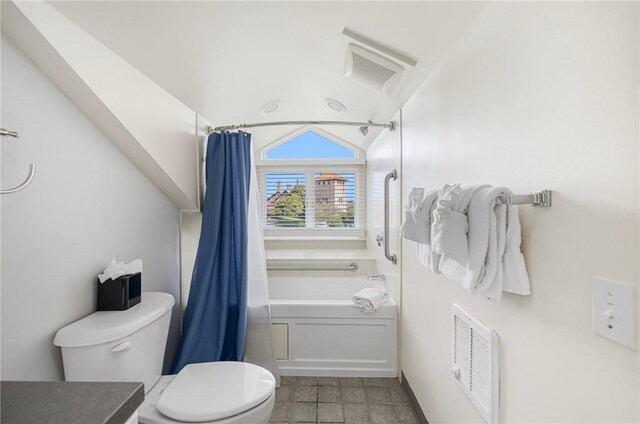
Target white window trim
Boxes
[256,158,365,167]
[258,164,366,239]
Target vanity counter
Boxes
[1,381,144,424]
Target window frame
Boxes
[257,126,366,239]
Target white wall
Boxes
[2,1,200,210]
[397,2,639,422]
[1,36,181,380]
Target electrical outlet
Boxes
[592,276,636,350]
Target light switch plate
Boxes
[592,276,636,350]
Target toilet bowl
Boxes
[54,292,276,424]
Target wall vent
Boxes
[452,304,499,424]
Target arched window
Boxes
[258,128,365,237]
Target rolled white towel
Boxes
[352,288,389,312]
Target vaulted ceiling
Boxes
[50,1,487,149]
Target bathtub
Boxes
[269,277,397,377]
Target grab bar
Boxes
[382,169,397,265]
[267,262,359,272]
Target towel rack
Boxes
[497,190,552,207]
[267,262,359,272]
[1,128,36,194]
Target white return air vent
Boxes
[452,304,499,424]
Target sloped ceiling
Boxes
[50,1,487,150]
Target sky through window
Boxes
[265,130,356,159]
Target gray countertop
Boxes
[1,381,144,424]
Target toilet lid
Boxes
[156,362,276,422]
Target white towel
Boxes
[413,187,444,273]
[432,184,488,281]
[463,186,530,300]
[500,202,531,296]
[431,184,463,270]
[401,188,438,244]
[409,184,530,300]
[352,288,389,312]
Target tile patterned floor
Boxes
[270,376,418,424]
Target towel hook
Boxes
[1,164,36,194]
[1,128,36,194]
[0,128,19,138]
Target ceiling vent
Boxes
[342,29,416,98]
[344,43,404,97]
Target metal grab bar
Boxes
[267,262,359,272]
[382,170,397,265]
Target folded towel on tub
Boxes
[352,288,389,312]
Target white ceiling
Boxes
[50,1,487,149]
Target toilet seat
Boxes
[138,375,275,424]
[154,362,276,423]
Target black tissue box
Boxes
[97,272,141,311]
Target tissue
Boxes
[98,258,143,284]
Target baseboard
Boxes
[401,371,429,424]
[277,366,397,378]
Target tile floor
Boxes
[270,376,418,424]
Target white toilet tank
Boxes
[54,292,175,393]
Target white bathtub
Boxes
[269,277,397,377]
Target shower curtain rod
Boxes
[207,120,396,134]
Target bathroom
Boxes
[1,1,638,423]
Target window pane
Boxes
[266,131,356,159]
[314,172,356,228]
[265,173,306,228]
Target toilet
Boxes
[53,292,276,424]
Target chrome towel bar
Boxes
[497,190,552,207]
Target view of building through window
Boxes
[265,173,306,228]
[314,172,355,228]
[265,172,356,228]
[261,129,360,231]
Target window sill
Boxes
[264,235,365,241]
[264,236,366,250]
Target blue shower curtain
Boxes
[172,131,252,373]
